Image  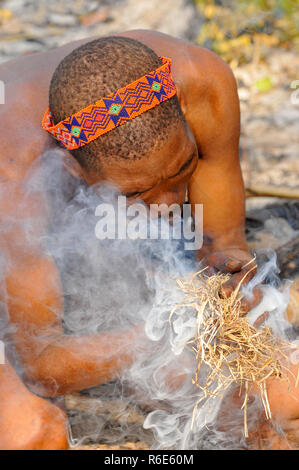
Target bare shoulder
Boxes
[121,29,237,95]
[180,43,240,148]
[172,40,239,121]
[122,30,239,137]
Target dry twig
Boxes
[170,268,296,437]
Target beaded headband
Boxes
[42,56,176,150]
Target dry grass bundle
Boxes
[170,266,295,437]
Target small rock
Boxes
[238,87,250,101]
[48,13,78,27]
[79,9,110,27]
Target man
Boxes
[0,31,297,449]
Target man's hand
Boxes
[215,371,299,450]
[250,362,299,449]
[199,247,262,314]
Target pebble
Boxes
[48,13,78,27]
[238,87,250,101]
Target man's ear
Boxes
[176,84,187,116]
[62,152,84,179]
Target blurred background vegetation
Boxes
[194,0,298,70]
[0,0,297,70]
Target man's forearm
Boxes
[24,325,146,397]
[189,157,248,254]
[5,253,144,397]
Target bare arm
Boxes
[1,185,144,397]
[6,252,143,397]
[185,49,246,250]
[184,50,259,306]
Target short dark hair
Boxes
[49,36,185,172]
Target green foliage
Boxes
[193,0,298,65]
[255,76,274,91]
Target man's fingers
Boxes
[225,259,243,272]
[240,286,263,315]
[253,311,269,328]
[221,266,257,297]
[200,252,260,314]
[204,266,217,277]
[205,252,243,273]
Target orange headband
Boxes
[42,56,176,150]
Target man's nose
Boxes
[156,185,187,206]
[154,193,181,208]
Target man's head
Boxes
[49,36,197,206]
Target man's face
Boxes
[84,121,198,209]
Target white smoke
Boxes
[0,149,297,449]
